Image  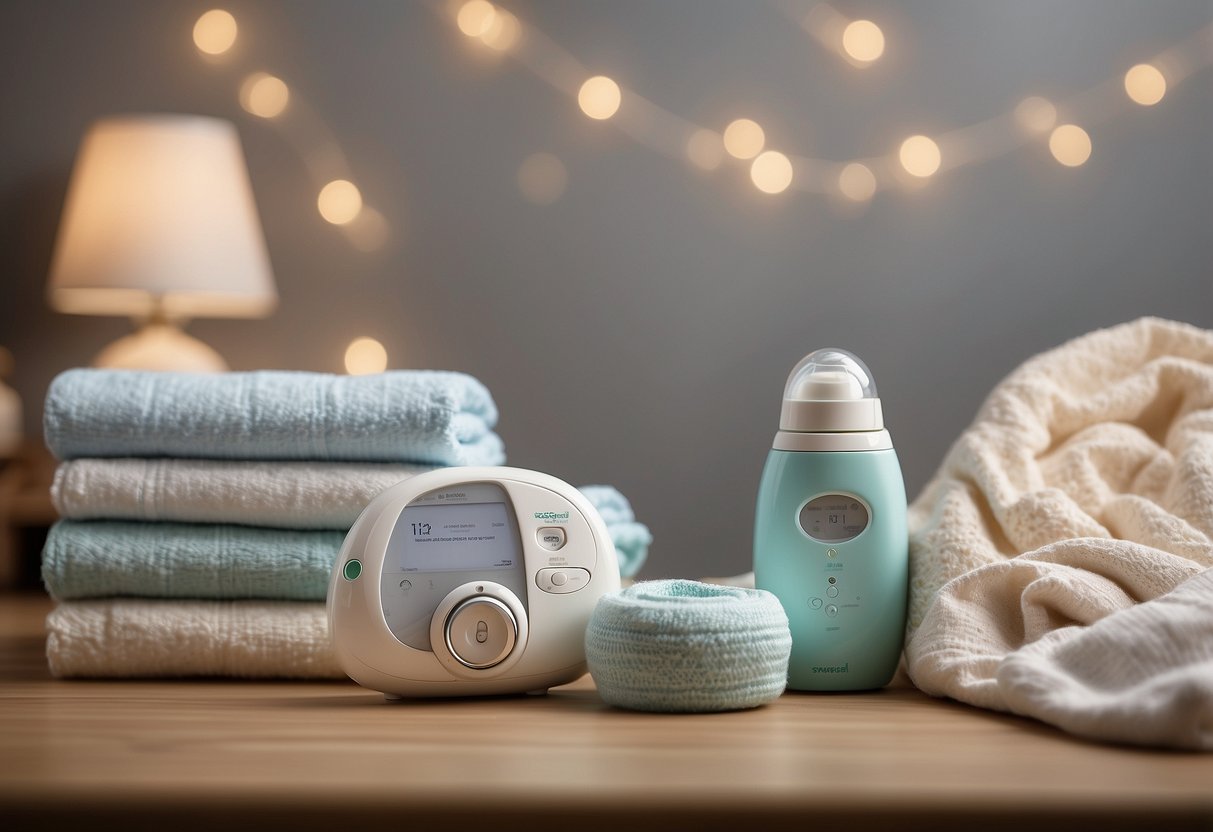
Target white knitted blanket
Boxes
[906,318,1213,750]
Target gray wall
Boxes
[1,0,1210,578]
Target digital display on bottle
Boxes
[799,495,869,542]
[394,502,519,572]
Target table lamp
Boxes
[47,115,276,371]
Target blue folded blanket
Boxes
[43,521,343,601]
[43,490,651,599]
[44,369,505,466]
[578,485,651,577]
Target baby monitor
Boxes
[753,349,908,691]
[328,466,621,698]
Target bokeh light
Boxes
[750,151,793,194]
[318,180,364,225]
[842,20,885,63]
[239,73,290,119]
[456,0,497,37]
[1124,63,1167,106]
[343,207,391,253]
[193,9,237,55]
[578,75,622,120]
[686,129,725,171]
[838,162,877,201]
[723,118,765,160]
[1013,96,1057,134]
[899,135,941,177]
[1049,124,1092,167]
[480,8,520,51]
[517,152,568,205]
[344,337,388,375]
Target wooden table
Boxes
[0,593,1209,832]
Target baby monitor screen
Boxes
[799,494,869,543]
[395,501,520,572]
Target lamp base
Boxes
[92,322,228,372]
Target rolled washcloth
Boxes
[46,599,342,679]
[43,369,505,466]
[43,521,344,601]
[49,463,654,578]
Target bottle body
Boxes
[754,447,907,691]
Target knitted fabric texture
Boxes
[585,579,791,713]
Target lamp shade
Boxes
[48,114,276,319]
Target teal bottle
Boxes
[753,349,908,691]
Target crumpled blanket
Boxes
[906,317,1213,750]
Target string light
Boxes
[1124,63,1167,105]
[318,180,363,224]
[578,75,622,119]
[1014,96,1058,134]
[480,8,520,51]
[456,0,497,38]
[686,129,725,171]
[344,337,388,375]
[750,151,794,194]
[517,152,568,204]
[838,162,877,201]
[239,73,290,119]
[723,119,765,160]
[841,20,885,63]
[1049,124,1092,167]
[899,135,941,177]
[193,9,237,56]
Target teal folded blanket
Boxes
[578,485,651,578]
[43,521,344,601]
[43,485,651,599]
[44,369,504,466]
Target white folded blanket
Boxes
[52,459,433,529]
[46,600,343,678]
[906,317,1213,750]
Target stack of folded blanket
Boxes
[41,369,651,679]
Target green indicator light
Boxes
[343,559,362,581]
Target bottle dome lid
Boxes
[779,348,883,433]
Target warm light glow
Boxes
[1124,63,1167,106]
[480,8,520,51]
[517,152,568,205]
[686,129,724,171]
[456,0,497,37]
[578,76,622,120]
[750,151,793,194]
[193,9,237,55]
[841,20,885,63]
[1013,96,1057,134]
[318,180,363,225]
[723,119,765,160]
[899,135,941,178]
[838,162,877,201]
[1049,124,1091,167]
[239,73,290,119]
[343,207,390,252]
[344,337,388,375]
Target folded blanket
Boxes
[906,317,1213,750]
[52,458,435,529]
[577,485,652,578]
[44,369,505,466]
[43,521,345,601]
[44,483,652,599]
[46,600,342,678]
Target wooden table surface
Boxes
[1,593,1209,832]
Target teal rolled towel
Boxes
[44,369,504,466]
[585,579,791,713]
[42,520,343,601]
